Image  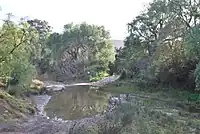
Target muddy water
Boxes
[43,86,111,120]
[30,94,51,116]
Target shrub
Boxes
[194,63,200,91]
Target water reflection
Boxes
[45,86,110,120]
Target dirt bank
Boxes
[0,91,36,123]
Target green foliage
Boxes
[187,93,200,102]
[184,26,200,90]
[89,71,109,82]
[27,19,52,74]
[115,0,200,90]
[0,19,115,86]
[47,22,115,80]
[9,59,36,86]
[184,26,200,60]
[48,23,115,63]
[194,63,200,90]
[0,19,39,95]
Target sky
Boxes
[0,0,152,40]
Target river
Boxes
[1,82,200,134]
[32,86,111,120]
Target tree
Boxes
[47,22,115,81]
[115,0,200,89]
[0,19,38,90]
[27,19,52,74]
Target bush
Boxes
[0,49,36,95]
[0,20,38,95]
[194,63,200,91]
[89,71,109,82]
[6,60,36,96]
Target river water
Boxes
[31,86,114,120]
[45,86,111,120]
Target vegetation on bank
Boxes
[106,0,200,103]
[0,91,35,122]
[0,17,115,96]
[114,0,200,88]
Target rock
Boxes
[109,96,121,105]
[0,113,116,134]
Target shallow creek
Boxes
[8,84,200,134]
[30,86,117,120]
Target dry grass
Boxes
[0,91,35,122]
[30,79,44,90]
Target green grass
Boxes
[104,85,137,94]
[89,71,109,82]
[103,80,191,102]
[102,81,200,134]
[189,118,200,126]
